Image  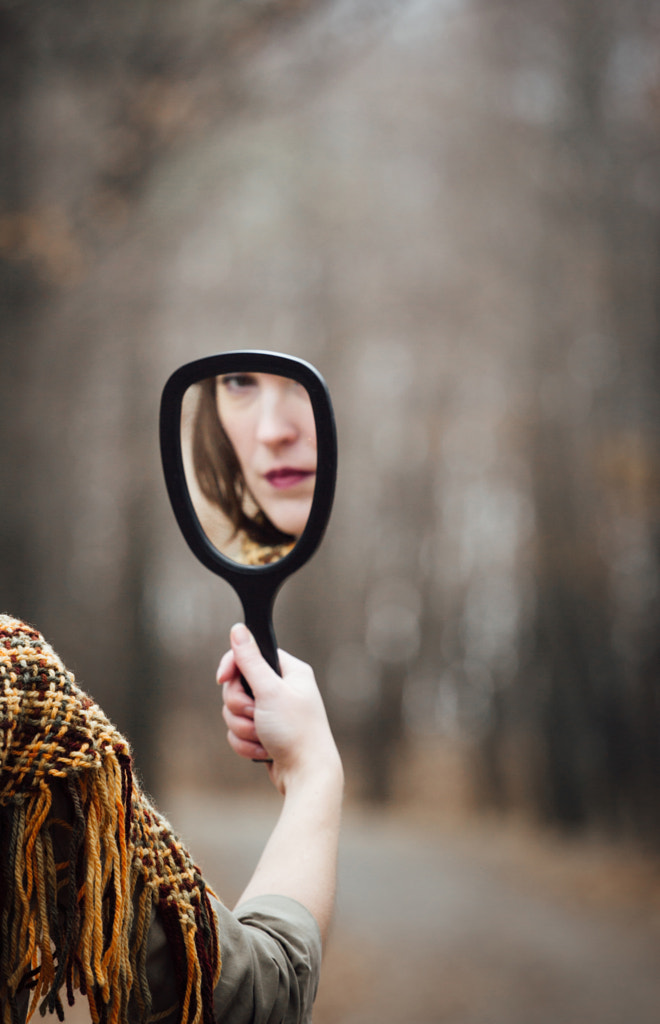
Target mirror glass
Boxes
[181,371,317,566]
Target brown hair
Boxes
[191,377,294,548]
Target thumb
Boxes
[230,623,278,698]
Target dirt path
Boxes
[165,789,660,1024]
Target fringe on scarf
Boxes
[0,617,221,1024]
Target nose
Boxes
[255,387,298,447]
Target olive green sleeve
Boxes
[142,892,322,1024]
[210,894,323,1024]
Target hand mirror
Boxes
[159,351,337,678]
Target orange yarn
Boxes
[0,616,221,1024]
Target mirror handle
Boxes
[238,584,280,699]
[243,605,279,675]
[240,594,279,764]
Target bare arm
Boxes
[217,624,344,944]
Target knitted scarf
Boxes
[240,536,295,566]
[0,616,220,1024]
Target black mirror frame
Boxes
[159,350,337,673]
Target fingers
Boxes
[219,630,272,762]
[219,627,307,692]
[222,678,255,718]
[229,623,279,699]
[222,678,258,738]
[222,678,269,760]
[217,624,321,772]
[216,649,237,686]
[223,703,259,745]
[226,729,270,762]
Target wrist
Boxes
[280,746,344,803]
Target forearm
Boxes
[235,756,343,944]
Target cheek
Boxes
[300,413,316,447]
[224,416,255,465]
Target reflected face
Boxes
[216,372,317,538]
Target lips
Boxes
[264,468,315,490]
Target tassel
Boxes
[0,616,221,1024]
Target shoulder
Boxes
[211,894,322,1024]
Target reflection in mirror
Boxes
[181,372,317,566]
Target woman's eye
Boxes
[220,373,258,394]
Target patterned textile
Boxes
[240,537,295,565]
[0,616,220,1024]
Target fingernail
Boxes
[231,623,251,646]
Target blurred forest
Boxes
[1,0,660,844]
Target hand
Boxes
[219,624,343,936]
[217,623,341,796]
